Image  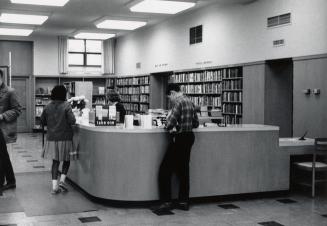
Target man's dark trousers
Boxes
[0,129,15,186]
[159,132,195,203]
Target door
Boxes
[12,76,32,132]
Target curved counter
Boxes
[69,124,288,201]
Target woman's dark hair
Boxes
[166,83,181,95]
[51,85,67,101]
[107,89,121,102]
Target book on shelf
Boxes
[35,106,44,117]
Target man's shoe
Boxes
[2,183,16,191]
[174,202,189,211]
[152,202,173,212]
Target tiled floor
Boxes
[1,133,327,226]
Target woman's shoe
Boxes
[51,188,61,195]
[59,182,68,192]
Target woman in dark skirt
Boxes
[41,85,76,194]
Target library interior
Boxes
[0,0,327,225]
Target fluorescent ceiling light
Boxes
[74,32,115,40]
[0,13,48,25]
[96,20,147,30]
[10,0,70,7]
[130,0,195,14]
[0,28,33,36]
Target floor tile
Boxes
[218,204,240,209]
[258,221,284,226]
[78,216,101,223]
[276,199,297,204]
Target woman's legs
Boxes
[59,161,70,192]
[51,160,60,192]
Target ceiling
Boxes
[0,0,257,38]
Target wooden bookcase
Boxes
[222,67,243,124]
[168,66,243,124]
[115,75,150,114]
[33,75,107,130]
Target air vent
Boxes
[136,62,141,69]
[267,13,291,28]
[273,39,285,47]
[190,25,202,45]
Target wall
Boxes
[115,0,327,75]
[293,55,327,138]
[0,35,59,76]
[33,36,58,75]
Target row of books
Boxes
[123,103,139,112]
[224,68,242,79]
[224,115,242,124]
[117,85,149,94]
[107,78,115,88]
[116,76,149,86]
[122,103,149,113]
[222,80,242,90]
[180,83,222,94]
[169,70,223,83]
[121,94,149,102]
[168,67,242,83]
[222,104,242,114]
[140,104,149,112]
[35,106,44,117]
[222,92,242,102]
[35,97,51,105]
[189,96,222,107]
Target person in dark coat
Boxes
[153,83,199,213]
[0,70,22,191]
[41,85,76,194]
[107,89,126,123]
[0,129,8,195]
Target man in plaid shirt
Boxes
[154,83,199,214]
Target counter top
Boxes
[75,123,279,133]
[279,137,314,147]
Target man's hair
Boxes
[51,85,67,101]
[0,70,3,78]
[166,83,181,95]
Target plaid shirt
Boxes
[166,95,199,133]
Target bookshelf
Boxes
[168,68,223,112]
[33,76,107,131]
[115,75,150,114]
[222,67,243,124]
[168,67,243,124]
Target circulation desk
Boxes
[69,124,289,202]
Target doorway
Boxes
[265,58,293,137]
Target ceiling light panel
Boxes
[96,20,147,30]
[0,28,33,36]
[10,0,70,7]
[130,0,196,14]
[74,33,115,40]
[0,13,48,25]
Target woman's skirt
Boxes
[42,140,77,161]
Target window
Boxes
[68,39,102,68]
[190,25,202,45]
